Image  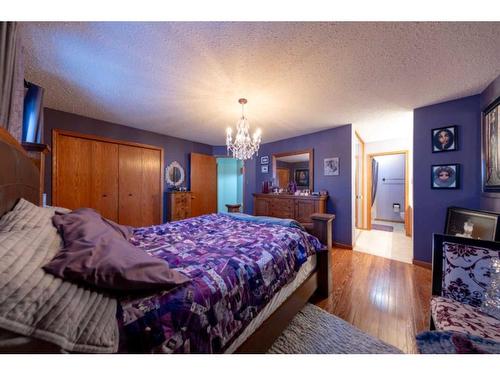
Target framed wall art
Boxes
[432,125,457,152]
[482,97,500,192]
[324,157,339,176]
[431,164,459,189]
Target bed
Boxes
[0,128,333,354]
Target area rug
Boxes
[268,304,402,354]
[371,224,394,232]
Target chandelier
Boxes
[226,98,261,160]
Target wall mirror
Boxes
[166,161,185,188]
[272,149,314,191]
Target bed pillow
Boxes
[43,208,190,292]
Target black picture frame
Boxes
[431,164,460,189]
[482,96,500,192]
[260,156,269,165]
[294,169,309,187]
[444,206,500,241]
[431,125,458,153]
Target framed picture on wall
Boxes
[432,125,458,152]
[431,164,459,189]
[324,157,339,176]
[261,165,268,173]
[445,207,500,241]
[260,156,269,165]
[482,97,500,192]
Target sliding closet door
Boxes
[90,141,119,221]
[53,133,92,209]
[119,145,162,227]
[54,133,119,219]
[54,129,163,227]
[141,148,162,226]
[118,145,144,227]
[190,153,217,217]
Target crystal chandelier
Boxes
[226,98,261,160]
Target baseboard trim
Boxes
[333,242,353,250]
[413,259,432,269]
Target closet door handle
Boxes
[128,193,133,197]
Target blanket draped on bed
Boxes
[118,213,322,353]
[0,199,118,353]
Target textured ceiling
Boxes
[21,22,500,144]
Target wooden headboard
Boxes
[0,127,40,217]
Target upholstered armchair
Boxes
[430,234,500,341]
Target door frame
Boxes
[366,150,411,237]
[354,131,366,230]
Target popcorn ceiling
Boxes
[21,22,500,144]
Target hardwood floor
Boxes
[312,248,432,353]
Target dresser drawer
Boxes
[270,199,294,218]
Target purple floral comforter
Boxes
[117,213,322,353]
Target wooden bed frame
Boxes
[0,128,333,354]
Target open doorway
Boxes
[216,157,244,213]
[353,137,413,264]
[367,151,410,235]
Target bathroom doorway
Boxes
[354,150,413,263]
[367,151,409,234]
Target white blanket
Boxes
[0,199,118,353]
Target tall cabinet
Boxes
[52,130,163,226]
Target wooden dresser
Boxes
[253,193,328,227]
[167,191,192,221]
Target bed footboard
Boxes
[310,213,334,297]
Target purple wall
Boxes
[256,125,352,246]
[413,95,481,263]
[43,108,213,222]
[480,74,500,211]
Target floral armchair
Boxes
[430,234,500,341]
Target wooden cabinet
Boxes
[53,130,163,226]
[167,192,192,221]
[253,193,328,226]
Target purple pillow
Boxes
[43,208,189,292]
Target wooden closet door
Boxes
[140,148,161,226]
[118,145,143,227]
[190,153,217,217]
[90,141,119,221]
[54,134,92,209]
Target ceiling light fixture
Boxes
[226,98,261,160]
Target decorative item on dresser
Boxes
[52,129,163,227]
[253,193,328,229]
[167,191,192,221]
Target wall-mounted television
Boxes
[22,81,44,144]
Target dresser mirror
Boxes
[272,149,314,192]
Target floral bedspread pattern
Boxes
[441,242,498,308]
[431,296,500,340]
[117,214,322,353]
